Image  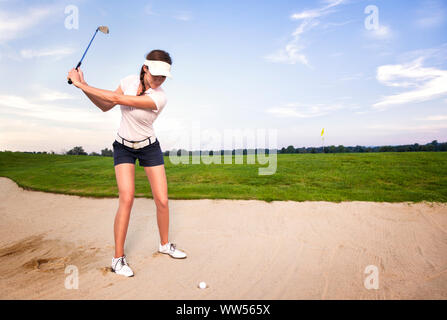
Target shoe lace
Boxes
[114,256,128,270]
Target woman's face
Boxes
[144,66,166,89]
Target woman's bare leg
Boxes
[144,164,169,245]
[114,163,135,258]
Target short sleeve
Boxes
[119,75,137,94]
[147,89,167,113]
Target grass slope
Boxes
[0,151,446,202]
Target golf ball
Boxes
[199,281,207,289]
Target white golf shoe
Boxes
[111,255,134,277]
[159,242,187,259]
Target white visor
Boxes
[144,60,172,78]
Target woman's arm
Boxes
[76,82,158,111]
[68,68,158,111]
[81,83,122,112]
[75,69,118,112]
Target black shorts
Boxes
[113,138,165,167]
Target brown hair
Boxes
[138,49,172,96]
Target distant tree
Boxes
[136,140,447,158]
[328,145,336,153]
[431,140,438,151]
[89,152,100,156]
[396,145,410,152]
[379,146,394,152]
[177,149,189,156]
[286,145,295,153]
[413,143,420,152]
[336,145,346,153]
[101,148,113,157]
[67,146,87,155]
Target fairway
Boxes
[0,151,446,202]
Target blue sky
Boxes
[0,0,446,153]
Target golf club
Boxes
[67,26,109,84]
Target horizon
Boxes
[2,138,444,155]
[1,0,446,153]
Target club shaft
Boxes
[68,27,102,84]
[79,28,99,65]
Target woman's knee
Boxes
[119,192,135,207]
[155,196,169,210]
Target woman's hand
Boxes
[78,68,87,85]
[67,68,82,87]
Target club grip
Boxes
[67,62,81,85]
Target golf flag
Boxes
[321,128,325,153]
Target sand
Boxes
[0,177,446,300]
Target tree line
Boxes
[278,140,446,154]
[165,140,446,156]
[14,140,446,156]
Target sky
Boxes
[0,0,446,154]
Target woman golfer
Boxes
[67,49,187,277]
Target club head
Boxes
[98,26,109,34]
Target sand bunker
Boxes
[0,177,446,299]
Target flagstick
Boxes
[322,137,324,153]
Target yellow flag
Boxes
[321,128,324,137]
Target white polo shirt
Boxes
[117,74,167,141]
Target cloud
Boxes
[417,14,445,28]
[373,58,447,109]
[31,86,77,101]
[0,6,55,43]
[264,37,311,66]
[20,47,75,59]
[144,4,157,16]
[0,118,118,154]
[266,102,347,118]
[0,92,121,153]
[338,72,364,81]
[143,4,191,21]
[366,24,393,40]
[265,0,347,66]
[417,115,447,121]
[398,43,447,67]
[367,123,447,133]
[291,0,345,20]
[173,11,192,21]
[0,94,118,125]
[329,52,344,57]
[415,0,445,28]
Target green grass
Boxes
[0,151,446,202]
